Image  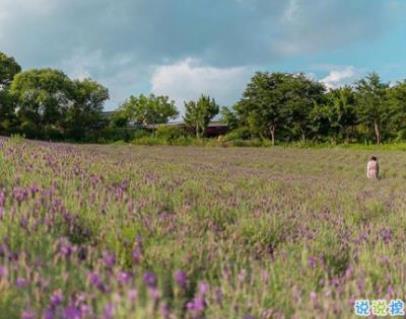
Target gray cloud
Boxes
[0,0,395,108]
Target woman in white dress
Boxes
[367,156,379,179]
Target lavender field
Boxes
[1,137,406,319]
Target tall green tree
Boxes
[236,72,324,144]
[183,95,219,138]
[220,106,239,130]
[319,86,358,142]
[387,80,406,140]
[65,79,109,139]
[355,73,389,144]
[236,72,287,144]
[0,52,21,88]
[285,74,325,141]
[0,52,22,133]
[117,94,178,127]
[10,69,73,138]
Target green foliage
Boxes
[117,94,178,127]
[155,125,186,140]
[356,73,390,144]
[223,127,252,141]
[235,72,325,144]
[0,51,21,87]
[183,95,219,138]
[3,51,406,145]
[64,79,109,140]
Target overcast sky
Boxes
[1,0,405,112]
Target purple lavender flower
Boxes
[102,303,114,319]
[186,296,205,312]
[43,308,55,319]
[102,251,116,268]
[50,289,64,307]
[16,277,29,288]
[63,305,81,319]
[116,271,132,285]
[132,247,142,264]
[127,289,138,302]
[58,239,74,258]
[174,270,187,289]
[379,228,393,244]
[198,282,209,296]
[21,310,36,319]
[88,272,106,292]
[307,256,318,268]
[143,272,157,288]
[160,303,171,319]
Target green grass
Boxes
[0,137,406,318]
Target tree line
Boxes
[1,51,406,144]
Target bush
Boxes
[223,127,251,141]
[155,125,186,141]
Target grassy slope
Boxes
[0,137,405,318]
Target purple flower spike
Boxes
[50,289,64,307]
[102,251,116,268]
[198,282,209,296]
[174,270,187,289]
[21,310,36,319]
[88,272,106,292]
[102,303,114,319]
[43,308,54,319]
[187,296,205,313]
[143,272,157,288]
[16,277,29,288]
[116,271,132,285]
[63,305,81,319]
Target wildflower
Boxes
[16,277,29,288]
[116,271,132,285]
[63,305,81,319]
[198,282,209,296]
[102,303,114,319]
[187,296,205,313]
[50,289,64,307]
[379,228,393,244]
[21,310,36,319]
[102,251,116,268]
[307,256,318,268]
[174,270,187,289]
[88,272,106,292]
[58,238,74,258]
[127,289,138,302]
[143,272,157,288]
[161,303,171,319]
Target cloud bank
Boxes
[0,0,400,109]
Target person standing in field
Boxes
[367,156,379,179]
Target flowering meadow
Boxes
[1,137,406,318]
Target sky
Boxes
[0,0,405,112]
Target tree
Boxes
[355,73,390,144]
[10,69,73,138]
[0,52,21,133]
[65,79,109,139]
[183,95,219,138]
[287,74,325,141]
[117,94,178,127]
[0,52,21,88]
[235,72,324,144]
[220,106,239,130]
[319,86,358,142]
[387,80,406,140]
